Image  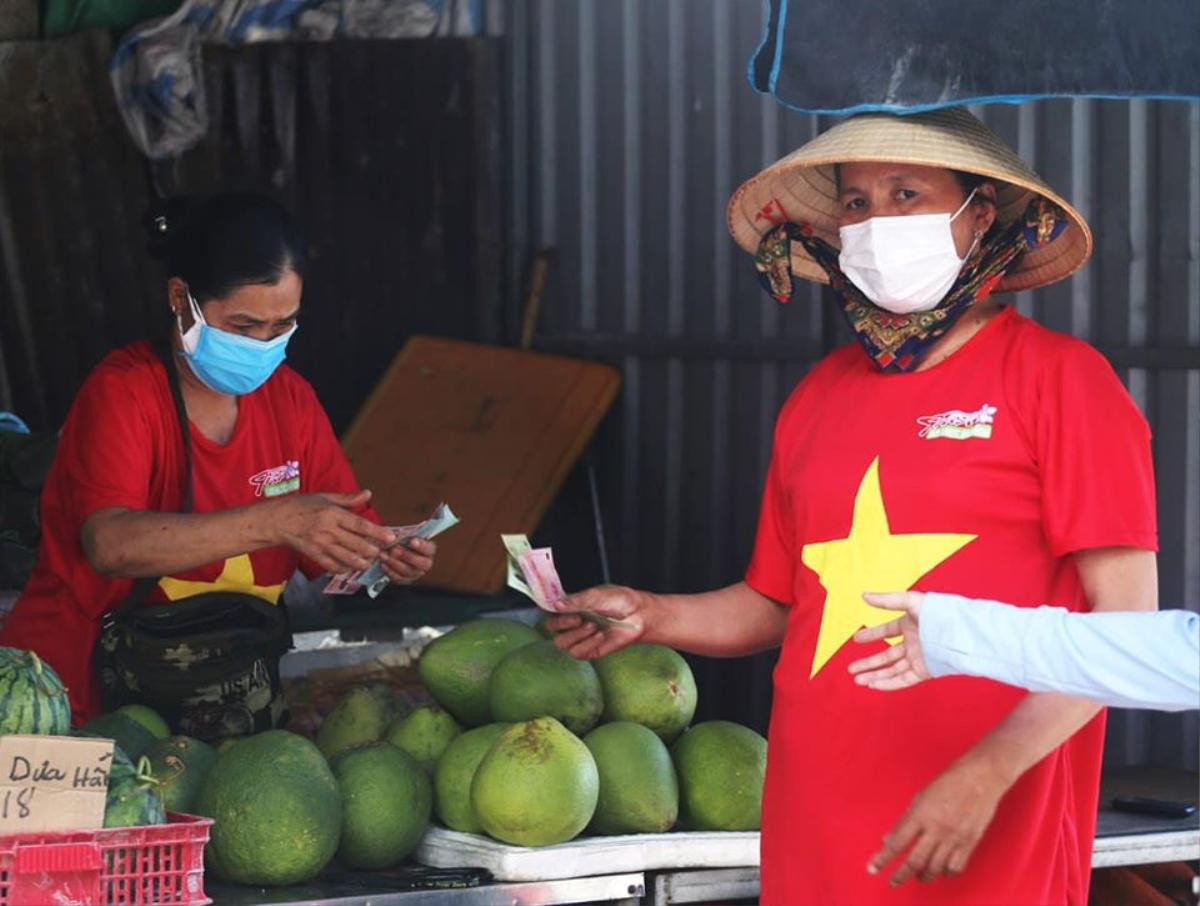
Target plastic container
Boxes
[415,826,760,882]
[0,813,212,906]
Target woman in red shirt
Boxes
[549,109,1158,905]
[2,193,435,729]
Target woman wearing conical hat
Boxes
[550,108,1158,905]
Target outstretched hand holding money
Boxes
[546,586,648,660]
[502,535,637,634]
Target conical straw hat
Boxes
[726,107,1092,294]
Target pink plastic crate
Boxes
[0,813,212,906]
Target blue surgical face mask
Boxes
[177,291,297,395]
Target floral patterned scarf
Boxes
[754,197,1068,372]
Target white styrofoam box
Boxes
[415,826,760,882]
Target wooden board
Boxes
[342,337,620,594]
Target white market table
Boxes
[209,873,646,906]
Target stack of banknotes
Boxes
[324,502,460,598]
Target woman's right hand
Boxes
[546,585,654,660]
[271,490,398,575]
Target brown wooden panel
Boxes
[342,336,620,594]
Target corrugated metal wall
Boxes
[484,0,1200,769]
[165,38,504,432]
[0,35,503,436]
[0,31,164,428]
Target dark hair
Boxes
[145,193,307,301]
[949,169,992,198]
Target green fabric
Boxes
[41,0,183,38]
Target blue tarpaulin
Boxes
[749,0,1200,116]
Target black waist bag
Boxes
[96,591,292,741]
[92,341,293,742]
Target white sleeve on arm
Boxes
[919,593,1200,712]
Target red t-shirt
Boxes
[746,307,1157,905]
[1,342,372,723]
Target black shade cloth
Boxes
[750,0,1200,114]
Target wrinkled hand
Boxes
[848,591,930,691]
[546,585,649,659]
[868,755,1007,887]
[273,490,396,575]
[380,537,437,585]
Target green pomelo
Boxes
[433,723,510,833]
[145,735,217,813]
[584,721,678,834]
[316,685,402,760]
[488,641,603,736]
[594,644,697,743]
[215,737,242,755]
[0,647,70,736]
[362,683,409,721]
[78,712,157,760]
[195,730,342,886]
[470,717,598,847]
[385,705,463,773]
[115,703,171,740]
[332,742,432,869]
[417,619,541,726]
[670,721,766,831]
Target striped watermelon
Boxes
[0,646,70,736]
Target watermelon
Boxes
[78,712,157,760]
[0,647,70,736]
[115,704,171,740]
[105,755,166,828]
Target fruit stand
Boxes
[189,607,1192,906]
[2,597,1197,905]
[0,595,776,906]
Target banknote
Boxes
[501,534,535,599]
[517,548,567,610]
[324,503,460,598]
[503,534,634,629]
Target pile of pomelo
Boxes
[414,618,767,848]
[195,618,765,884]
[1,619,767,888]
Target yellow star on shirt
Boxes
[801,457,976,679]
[158,554,285,605]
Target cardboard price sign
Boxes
[0,735,114,833]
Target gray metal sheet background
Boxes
[0,34,503,436]
[483,0,1200,769]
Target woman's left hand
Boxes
[380,538,437,585]
[868,754,1008,887]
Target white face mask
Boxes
[837,189,979,314]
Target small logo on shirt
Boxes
[249,460,300,497]
[917,404,997,440]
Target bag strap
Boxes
[116,338,194,612]
[156,337,194,513]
